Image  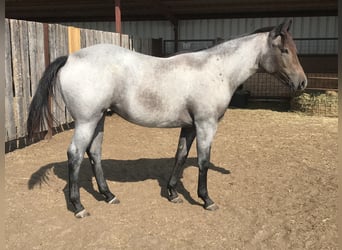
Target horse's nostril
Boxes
[300,80,307,90]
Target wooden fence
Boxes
[243,72,338,99]
[5,18,151,152]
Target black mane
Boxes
[251,26,275,34]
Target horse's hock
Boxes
[290,90,338,117]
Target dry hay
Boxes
[290,90,338,117]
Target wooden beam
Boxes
[115,0,122,46]
[115,0,121,33]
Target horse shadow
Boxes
[28,157,230,212]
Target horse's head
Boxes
[259,19,307,92]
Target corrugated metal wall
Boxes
[64,16,338,54]
[65,20,174,40]
[178,17,338,54]
[179,17,337,40]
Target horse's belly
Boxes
[111,104,193,128]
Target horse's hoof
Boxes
[108,197,120,204]
[169,196,183,203]
[205,203,219,211]
[75,209,90,218]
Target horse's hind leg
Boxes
[167,127,196,203]
[86,115,118,204]
[67,117,102,218]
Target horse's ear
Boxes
[270,19,292,39]
[282,19,292,33]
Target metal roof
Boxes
[5,0,338,23]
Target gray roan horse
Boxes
[27,19,307,218]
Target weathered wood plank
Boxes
[27,21,46,135]
[48,23,62,127]
[88,29,95,46]
[49,24,57,62]
[88,29,93,46]
[122,34,130,49]
[42,23,56,135]
[100,30,106,44]
[19,20,31,138]
[35,22,46,95]
[53,24,68,126]
[94,30,100,44]
[111,32,116,44]
[10,20,23,97]
[10,19,24,139]
[104,31,112,44]
[80,29,87,48]
[100,31,105,43]
[27,20,45,100]
[83,29,88,47]
[84,29,90,47]
[114,33,120,46]
[5,19,16,141]
[96,30,100,43]
[28,20,37,98]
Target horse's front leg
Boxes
[195,119,219,211]
[167,127,196,203]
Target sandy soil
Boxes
[5,109,338,249]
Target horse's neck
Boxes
[214,33,268,91]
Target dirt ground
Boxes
[5,108,338,249]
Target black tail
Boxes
[27,56,68,139]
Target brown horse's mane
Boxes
[251,26,275,34]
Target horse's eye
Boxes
[281,48,289,54]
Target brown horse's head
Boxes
[259,19,307,92]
